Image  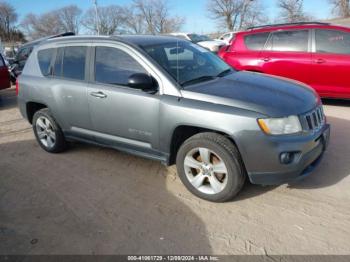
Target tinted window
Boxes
[38,48,54,76]
[62,46,86,80]
[244,33,270,50]
[315,29,350,55]
[269,30,309,52]
[95,47,146,86]
[0,55,4,67]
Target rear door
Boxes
[260,29,312,84]
[224,32,270,71]
[310,29,350,98]
[0,54,10,90]
[50,44,93,136]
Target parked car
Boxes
[4,48,16,65]
[18,35,330,202]
[216,32,237,45]
[0,53,11,90]
[218,22,350,99]
[170,33,225,52]
[12,32,75,76]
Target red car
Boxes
[219,22,350,99]
[0,53,11,90]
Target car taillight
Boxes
[15,79,19,96]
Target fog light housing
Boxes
[280,152,295,165]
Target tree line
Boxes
[0,0,349,42]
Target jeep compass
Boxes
[17,35,330,202]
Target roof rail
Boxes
[247,22,330,30]
[21,32,76,47]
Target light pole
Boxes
[93,0,100,35]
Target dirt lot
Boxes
[1,87,350,255]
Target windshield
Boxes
[199,35,212,41]
[142,41,233,88]
[188,34,212,43]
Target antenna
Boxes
[93,0,100,35]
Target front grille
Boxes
[300,106,325,131]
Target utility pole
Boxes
[93,0,100,35]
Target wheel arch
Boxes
[26,101,48,124]
[168,125,242,166]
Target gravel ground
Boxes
[1,87,350,255]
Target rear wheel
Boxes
[32,108,67,153]
[176,132,246,202]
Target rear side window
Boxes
[94,46,146,86]
[62,46,87,80]
[38,48,55,76]
[244,33,270,50]
[268,30,309,52]
[315,29,350,55]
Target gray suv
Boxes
[17,35,330,202]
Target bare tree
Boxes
[277,0,311,22]
[56,5,82,34]
[21,12,62,40]
[20,5,82,40]
[82,5,125,35]
[329,0,350,17]
[0,1,17,35]
[133,0,185,34]
[207,0,267,31]
[122,7,146,34]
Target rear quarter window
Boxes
[38,48,55,76]
[244,32,270,50]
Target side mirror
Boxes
[128,73,158,93]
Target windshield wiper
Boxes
[181,76,216,87]
[216,69,233,77]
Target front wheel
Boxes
[32,108,67,153]
[176,133,246,202]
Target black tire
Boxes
[32,108,67,153]
[176,132,246,202]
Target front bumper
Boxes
[244,124,330,185]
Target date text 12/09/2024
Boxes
[127,255,220,261]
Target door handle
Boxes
[315,58,326,64]
[262,57,270,62]
[90,91,107,99]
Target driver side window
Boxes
[94,46,147,86]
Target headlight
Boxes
[258,116,302,135]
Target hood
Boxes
[181,71,319,117]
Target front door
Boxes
[87,45,160,151]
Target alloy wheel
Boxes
[184,147,228,195]
[35,116,56,149]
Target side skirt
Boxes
[65,134,170,166]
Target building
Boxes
[326,17,350,27]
